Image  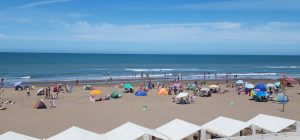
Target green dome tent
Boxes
[111,90,124,98]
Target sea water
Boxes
[0,52,300,85]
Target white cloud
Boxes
[170,0,300,10]
[2,21,300,45]
[0,34,7,39]
[17,0,71,8]
[69,21,300,44]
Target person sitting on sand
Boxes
[0,103,7,110]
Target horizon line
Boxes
[0,51,299,56]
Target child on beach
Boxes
[26,87,30,96]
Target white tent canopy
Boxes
[47,126,106,140]
[156,118,201,140]
[202,116,250,137]
[247,114,296,133]
[105,122,169,140]
[0,131,39,140]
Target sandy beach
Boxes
[0,80,300,139]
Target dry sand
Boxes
[0,81,300,139]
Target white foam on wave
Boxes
[125,68,174,72]
[20,76,31,79]
[263,66,300,69]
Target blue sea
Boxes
[1,52,300,85]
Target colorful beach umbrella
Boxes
[90,90,102,95]
[245,83,255,89]
[135,91,147,96]
[123,83,133,89]
[173,83,181,89]
[255,84,267,91]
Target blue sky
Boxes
[0,0,300,55]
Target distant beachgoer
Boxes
[50,95,56,108]
[26,87,30,96]
[0,103,7,110]
[76,80,79,84]
[141,72,144,78]
[1,78,4,83]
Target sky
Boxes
[0,0,300,55]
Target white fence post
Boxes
[251,124,256,135]
[201,128,206,140]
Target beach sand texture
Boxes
[0,82,300,139]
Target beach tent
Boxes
[236,80,244,85]
[36,88,45,96]
[90,90,102,95]
[247,114,297,134]
[135,91,147,96]
[34,99,47,109]
[111,90,123,98]
[200,88,210,92]
[0,131,39,140]
[209,85,219,89]
[186,83,196,91]
[173,83,180,89]
[245,83,255,89]
[176,92,189,98]
[274,82,281,88]
[157,88,168,95]
[156,119,201,140]
[273,93,289,104]
[84,85,93,90]
[105,122,169,140]
[202,116,250,138]
[123,83,133,89]
[266,83,276,89]
[47,126,106,140]
[255,84,267,91]
[13,81,23,87]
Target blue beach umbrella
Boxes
[255,84,267,91]
[255,91,267,97]
[273,93,288,104]
[135,91,147,96]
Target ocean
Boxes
[1,52,300,85]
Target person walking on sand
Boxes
[26,87,30,96]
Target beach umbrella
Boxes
[111,90,123,98]
[236,80,244,85]
[157,88,168,95]
[135,91,147,96]
[245,83,255,89]
[209,85,219,89]
[273,93,288,104]
[255,84,267,91]
[274,82,281,87]
[176,92,189,98]
[173,83,181,89]
[123,83,133,89]
[200,88,210,92]
[266,83,276,89]
[255,91,267,97]
[13,81,23,87]
[90,90,102,95]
